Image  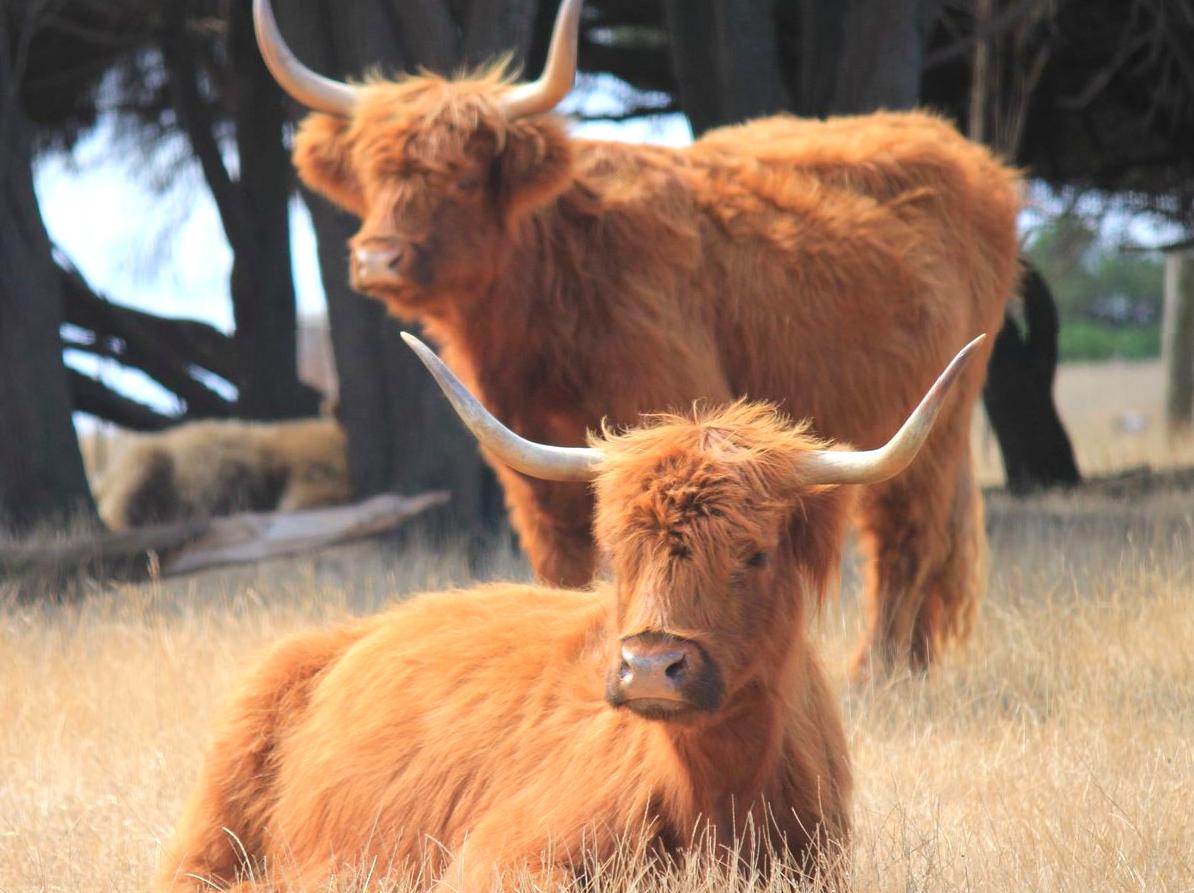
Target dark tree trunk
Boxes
[0,11,96,531]
[272,0,525,538]
[227,3,319,419]
[161,4,318,421]
[982,266,1081,494]
[662,0,790,135]
[795,0,945,114]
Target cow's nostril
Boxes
[665,654,687,681]
[387,251,402,271]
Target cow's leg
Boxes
[849,417,980,680]
[909,454,985,670]
[491,468,598,587]
[155,626,366,892]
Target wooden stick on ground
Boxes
[164,491,449,576]
[1,491,449,592]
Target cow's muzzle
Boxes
[606,632,723,719]
[350,242,405,291]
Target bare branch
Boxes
[924,0,1051,69]
[66,369,175,431]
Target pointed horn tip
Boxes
[399,331,428,356]
[941,333,988,384]
[961,332,987,358]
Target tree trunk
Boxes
[982,266,1081,494]
[227,3,319,419]
[1162,249,1194,435]
[273,0,527,538]
[0,10,97,532]
[663,0,790,135]
[794,0,944,114]
[161,4,318,420]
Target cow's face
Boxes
[396,331,980,721]
[593,407,848,724]
[293,78,573,318]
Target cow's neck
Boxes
[426,199,621,434]
[665,674,793,828]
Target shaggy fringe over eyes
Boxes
[589,399,841,483]
[589,401,853,611]
[356,60,536,161]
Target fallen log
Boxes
[0,491,449,597]
[164,491,448,575]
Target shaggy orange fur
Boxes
[293,67,1020,676]
[155,403,853,893]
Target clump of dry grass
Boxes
[4,475,1194,891]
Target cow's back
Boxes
[679,111,1019,448]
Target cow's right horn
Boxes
[501,0,583,118]
[402,333,602,483]
[801,335,987,486]
[254,0,359,117]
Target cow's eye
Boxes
[745,551,769,569]
[452,176,481,194]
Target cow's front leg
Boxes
[490,467,599,588]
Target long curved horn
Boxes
[803,335,988,486]
[501,0,583,118]
[253,0,359,116]
[401,333,602,482]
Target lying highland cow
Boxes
[155,333,983,893]
[93,416,348,529]
[254,0,1020,676]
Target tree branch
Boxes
[923,0,1050,69]
[58,260,237,418]
[66,368,174,431]
[160,6,246,251]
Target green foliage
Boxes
[1026,211,1166,361]
[1057,319,1160,362]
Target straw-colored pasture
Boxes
[4,359,1193,892]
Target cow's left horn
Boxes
[802,335,987,486]
[254,0,359,116]
[401,333,602,482]
[501,0,583,118]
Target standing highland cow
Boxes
[255,0,1020,675]
[156,333,982,893]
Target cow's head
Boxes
[254,0,581,317]
[402,333,986,723]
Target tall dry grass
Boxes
[3,485,1192,892]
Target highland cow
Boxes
[255,0,1020,675]
[155,334,982,893]
[93,416,348,529]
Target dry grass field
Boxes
[973,358,1194,485]
[5,360,1194,892]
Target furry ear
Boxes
[293,113,366,217]
[495,119,573,224]
[786,483,855,609]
